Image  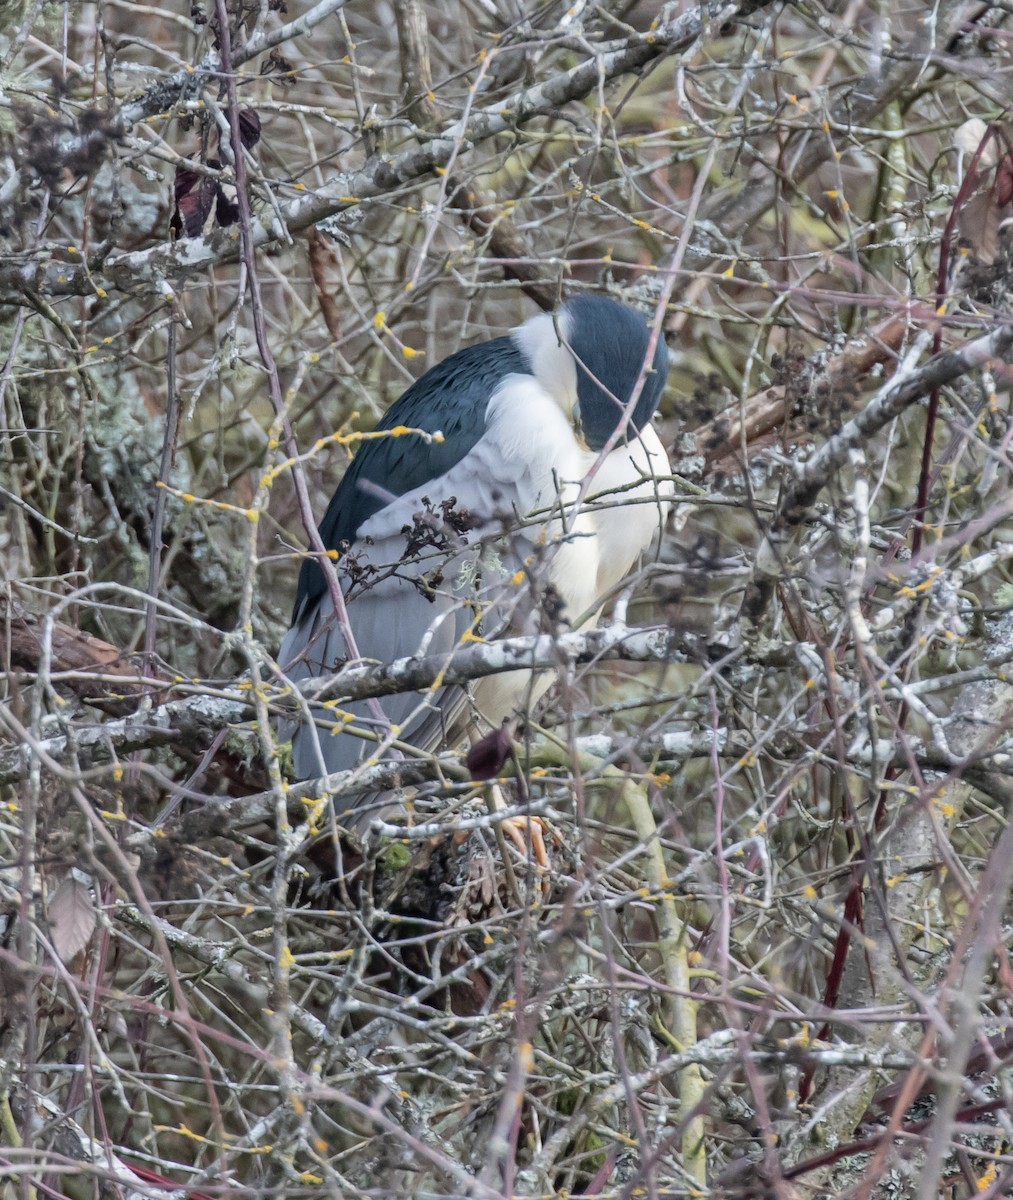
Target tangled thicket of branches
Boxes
[4,0,1013,1195]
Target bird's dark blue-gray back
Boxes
[293,335,526,621]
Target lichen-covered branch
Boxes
[741,317,1013,629]
[0,0,771,305]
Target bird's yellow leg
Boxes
[487,783,552,896]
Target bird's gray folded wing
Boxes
[278,567,473,786]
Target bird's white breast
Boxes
[351,373,671,733]
[356,374,671,621]
[478,381,672,728]
[586,422,673,600]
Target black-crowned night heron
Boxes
[279,294,673,825]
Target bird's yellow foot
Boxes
[499,815,553,897]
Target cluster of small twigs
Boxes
[4,0,1013,1197]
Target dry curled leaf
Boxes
[47,874,96,963]
[170,108,262,238]
[466,725,513,780]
